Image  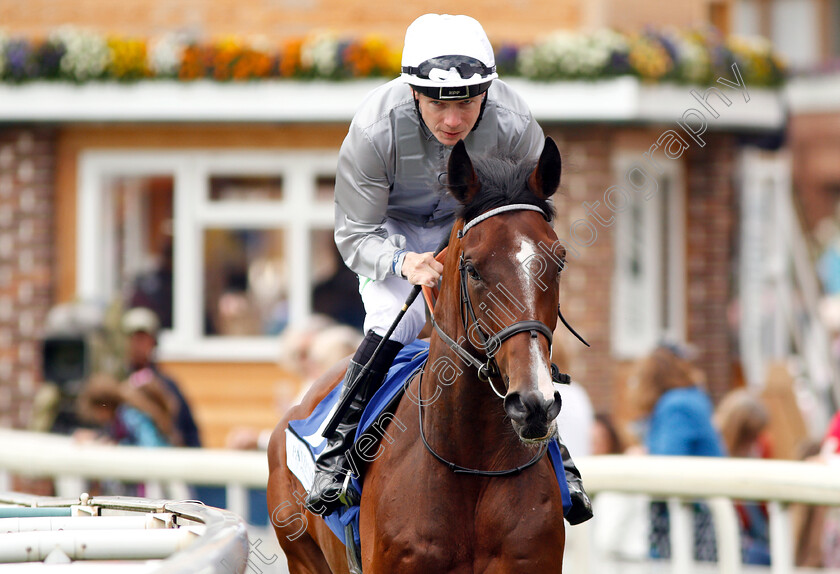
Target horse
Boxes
[268,136,569,573]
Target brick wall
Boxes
[0,0,724,44]
[546,126,736,414]
[0,128,56,428]
[685,133,736,402]
[547,125,618,411]
[789,112,840,232]
[0,0,582,44]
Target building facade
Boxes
[1,0,797,447]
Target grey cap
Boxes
[122,307,160,336]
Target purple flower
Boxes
[655,34,680,66]
[36,40,66,79]
[494,43,519,76]
[607,50,631,75]
[5,40,39,82]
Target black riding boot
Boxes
[557,435,593,525]
[304,331,403,516]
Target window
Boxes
[611,153,686,358]
[771,0,820,68]
[78,150,361,361]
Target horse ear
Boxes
[528,137,562,199]
[447,140,480,205]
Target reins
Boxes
[415,367,549,476]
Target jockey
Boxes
[305,13,592,524]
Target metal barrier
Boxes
[0,491,249,573]
[3,428,840,572]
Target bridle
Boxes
[417,203,588,477]
[425,204,587,397]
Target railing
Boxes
[0,491,249,573]
[0,428,266,524]
[3,428,840,573]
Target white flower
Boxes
[519,30,623,79]
[0,30,7,77]
[733,35,773,55]
[301,32,339,76]
[676,36,711,83]
[149,32,191,77]
[50,26,110,81]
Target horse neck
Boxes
[421,236,523,467]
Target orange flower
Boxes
[179,45,206,80]
[279,38,303,77]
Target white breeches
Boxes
[360,219,449,345]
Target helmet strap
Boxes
[471,93,489,132]
[412,91,430,134]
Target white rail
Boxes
[0,492,249,573]
[3,429,840,572]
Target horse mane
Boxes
[454,151,556,225]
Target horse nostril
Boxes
[546,390,562,420]
[504,392,528,424]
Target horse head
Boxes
[445,137,565,443]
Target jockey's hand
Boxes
[401,251,443,288]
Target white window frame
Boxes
[78,149,338,362]
[610,151,686,358]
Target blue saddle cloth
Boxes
[286,339,572,548]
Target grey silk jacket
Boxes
[334,78,545,281]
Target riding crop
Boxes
[322,232,452,438]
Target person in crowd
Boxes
[714,388,771,564]
[306,12,591,523]
[75,373,170,447]
[822,408,840,458]
[122,307,202,447]
[227,320,365,450]
[128,237,173,330]
[551,331,594,459]
[628,343,724,561]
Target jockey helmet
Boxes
[400,14,497,100]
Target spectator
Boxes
[714,389,772,564]
[226,320,364,450]
[128,237,173,329]
[715,389,771,458]
[628,344,724,561]
[551,331,593,459]
[822,409,840,458]
[122,307,202,447]
[75,373,170,447]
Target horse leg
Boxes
[282,538,334,574]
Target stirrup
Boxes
[338,472,361,508]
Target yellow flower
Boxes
[628,35,673,81]
[107,37,148,80]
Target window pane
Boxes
[203,229,288,336]
[315,176,336,203]
[309,229,364,330]
[209,175,284,202]
[103,175,174,329]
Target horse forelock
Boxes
[454,152,556,226]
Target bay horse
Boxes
[268,137,568,573]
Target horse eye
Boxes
[465,262,481,281]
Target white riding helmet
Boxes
[400,14,498,100]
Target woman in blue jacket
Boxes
[629,344,724,561]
